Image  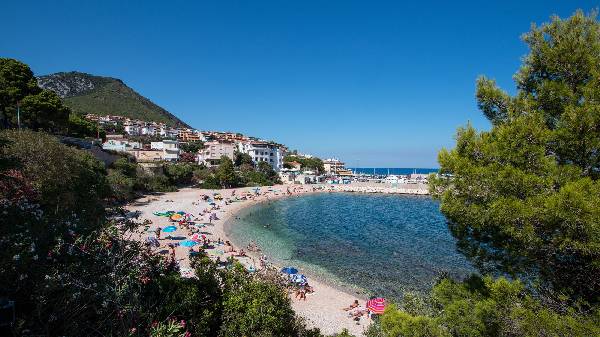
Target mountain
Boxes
[37,71,190,128]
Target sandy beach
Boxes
[126,183,428,336]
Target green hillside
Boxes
[37,72,190,127]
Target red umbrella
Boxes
[367,297,386,315]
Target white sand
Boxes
[126,183,427,336]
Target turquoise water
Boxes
[227,193,476,300]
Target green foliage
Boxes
[0,58,41,127]
[220,265,300,337]
[375,276,600,337]
[164,162,198,186]
[240,169,273,186]
[0,58,72,132]
[0,129,109,224]
[216,155,238,188]
[67,112,106,139]
[149,319,187,337]
[284,155,324,173]
[38,71,189,127]
[430,10,600,303]
[19,89,70,132]
[180,140,204,154]
[258,160,282,184]
[234,151,254,167]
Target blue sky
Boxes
[2,1,598,167]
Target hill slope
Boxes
[37,71,190,127]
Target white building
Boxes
[236,141,284,171]
[102,139,142,152]
[323,158,346,174]
[198,141,236,167]
[124,123,140,136]
[150,140,180,161]
[140,124,156,136]
[383,175,407,184]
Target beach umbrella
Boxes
[281,267,298,275]
[292,274,307,284]
[170,214,183,221]
[162,225,177,233]
[180,240,198,247]
[367,298,386,315]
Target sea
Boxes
[227,192,477,301]
[347,167,439,175]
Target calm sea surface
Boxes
[227,193,476,300]
[347,167,439,175]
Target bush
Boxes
[164,162,198,186]
[375,276,600,337]
[0,129,110,225]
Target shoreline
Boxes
[126,183,429,336]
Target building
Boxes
[123,123,140,136]
[198,140,236,167]
[294,170,320,184]
[278,169,297,184]
[128,149,164,162]
[102,139,142,152]
[179,130,205,142]
[384,175,407,184]
[102,135,141,152]
[237,141,284,171]
[150,140,180,161]
[140,124,156,136]
[287,161,302,170]
[323,158,346,174]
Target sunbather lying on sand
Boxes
[343,300,360,311]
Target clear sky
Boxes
[2,1,598,167]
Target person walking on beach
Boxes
[155,227,161,240]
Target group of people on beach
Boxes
[343,299,371,324]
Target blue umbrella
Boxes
[162,225,177,233]
[281,266,298,275]
[180,240,198,247]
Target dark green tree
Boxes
[0,58,41,128]
[430,10,600,303]
[67,113,106,139]
[373,276,600,337]
[234,151,254,167]
[258,160,281,183]
[216,155,238,188]
[180,140,204,154]
[19,89,70,132]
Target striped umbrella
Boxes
[367,298,386,315]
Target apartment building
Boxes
[197,140,236,167]
[236,141,284,171]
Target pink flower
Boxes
[184,331,191,337]
[129,327,137,334]
[180,320,186,328]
